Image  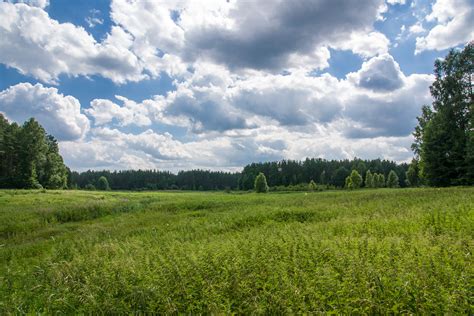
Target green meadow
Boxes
[0,188,472,314]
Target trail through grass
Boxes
[0,188,472,313]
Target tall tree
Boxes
[17,119,48,188]
[413,42,473,186]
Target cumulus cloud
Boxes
[0,2,145,84]
[415,0,474,53]
[0,0,392,84]
[6,0,49,8]
[86,96,161,127]
[0,82,90,140]
[331,31,390,58]
[348,54,404,91]
[181,0,387,70]
[59,127,285,171]
[231,73,343,126]
[343,74,433,138]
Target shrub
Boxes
[84,184,96,191]
[308,180,317,191]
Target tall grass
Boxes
[0,188,472,313]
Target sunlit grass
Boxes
[0,188,472,313]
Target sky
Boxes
[0,0,472,172]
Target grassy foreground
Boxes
[0,188,472,313]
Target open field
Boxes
[0,188,473,313]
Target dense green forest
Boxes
[67,158,408,191]
[0,115,68,189]
[412,42,473,186]
[1,43,472,190]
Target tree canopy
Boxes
[0,115,68,189]
[413,42,473,186]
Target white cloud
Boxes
[0,2,145,84]
[387,0,406,4]
[86,96,161,127]
[415,0,473,53]
[0,82,90,140]
[348,54,405,91]
[85,9,104,28]
[409,21,426,34]
[7,0,49,9]
[331,31,390,58]
[60,51,434,170]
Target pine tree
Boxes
[254,172,269,193]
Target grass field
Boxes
[0,188,473,313]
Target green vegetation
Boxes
[0,115,68,189]
[97,176,110,191]
[254,172,269,193]
[345,170,362,189]
[413,43,473,186]
[387,170,400,188]
[1,188,472,314]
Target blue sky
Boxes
[0,0,472,171]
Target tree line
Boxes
[239,158,408,190]
[69,169,240,191]
[0,114,68,189]
[68,157,408,191]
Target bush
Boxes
[308,180,317,191]
[84,184,96,191]
[254,172,269,193]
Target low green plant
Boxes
[0,188,472,314]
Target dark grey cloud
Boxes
[355,54,404,91]
[233,87,341,126]
[343,84,429,138]
[185,0,385,70]
[166,94,249,132]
